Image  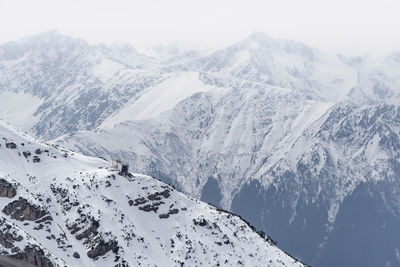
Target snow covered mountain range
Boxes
[1,30,400,266]
[0,119,303,266]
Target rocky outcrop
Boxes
[0,255,36,267]
[5,142,17,149]
[75,219,99,241]
[10,245,54,267]
[0,229,23,249]
[0,179,17,198]
[87,239,118,259]
[131,189,172,214]
[159,208,179,219]
[67,216,119,261]
[2,197,50,221]
[23,151,31,159]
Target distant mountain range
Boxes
[1,30,400,266]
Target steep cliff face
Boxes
[232,104,400,265]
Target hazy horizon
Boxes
[1,0,400,57]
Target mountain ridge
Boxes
[0,119,305,266]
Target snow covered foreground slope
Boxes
[0,120,304,267]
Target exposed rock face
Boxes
[23,151,31,159]
[0,219,54,267]
[0,230,23,249]
[131,188,172,214]
[5,142,17,149]
[0,179,16,198]
[0,216,61,267]
[10,246,54,267]
[66,216,120,261]
[2,197,50,221]
[87,239,118,259]
[231,105,400,266]
[0,255,36,267]
[147,189,170,200]
[75,219,99,241]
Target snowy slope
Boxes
[0,30,162,139]
[55,84,400,266]
[101,71,220,127]
[56,84,332,205]
[0,119,304,267]
[0,91,43,129]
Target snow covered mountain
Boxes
[0,30,162,139]
[1,30,400,266]
[0,119,303,266]
[55,85,400,266]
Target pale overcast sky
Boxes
[0,0,399,56]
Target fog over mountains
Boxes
[1,30,400,266]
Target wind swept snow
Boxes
[102,72,218,127]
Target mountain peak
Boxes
[246,31,274,42]
[16,29,90,49]
[36,29,61,37]
[238,31,277,50]
[21,29,63,43]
